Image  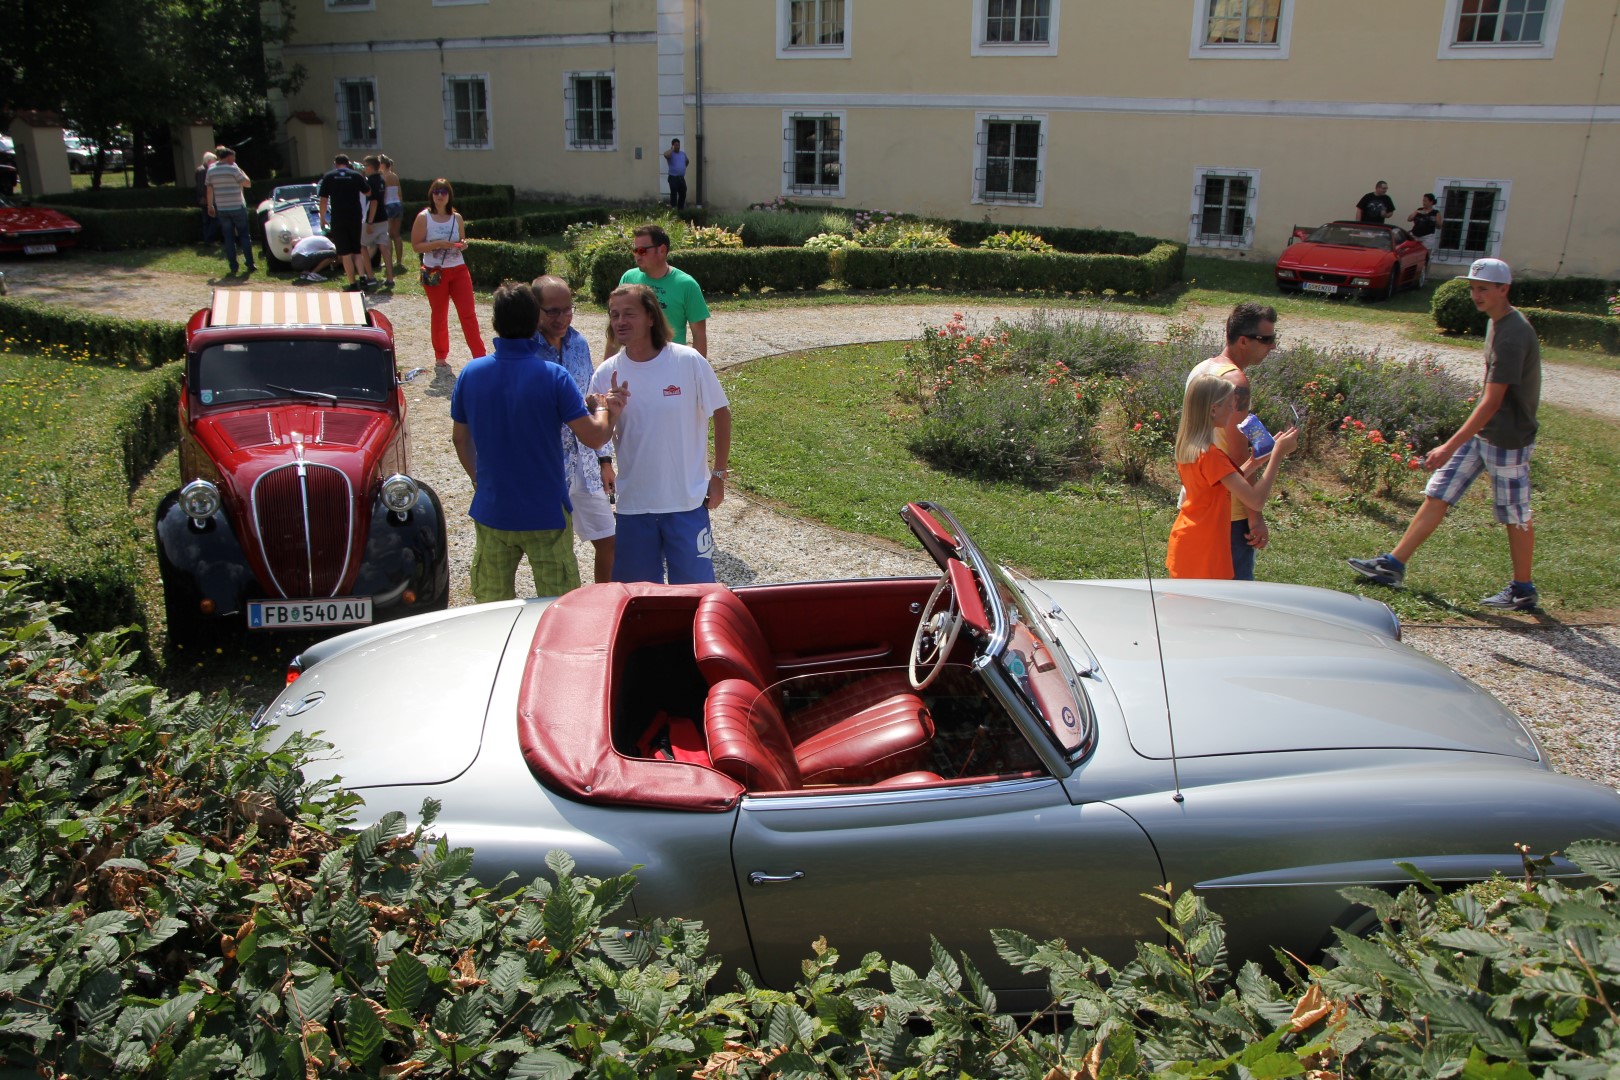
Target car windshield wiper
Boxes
[265,383,338,402]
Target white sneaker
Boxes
[300,271,326,282]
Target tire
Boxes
[1382,266,1401,301]
[163,584,205,653]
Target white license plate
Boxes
[23,244,57,255]
[248,597,373,629]
[1302,282,1339,295]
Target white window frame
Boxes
[1438,0,1560,59]
[1189,0,1292,60]
[564,71,617,152]
[324,0,373,10]
[1432,177,1512,262]
[333,77,379,149]
[443,73,493,151]
[781,110,846,199]
[1188,167,1259,250]
[972,112,1046,208]
[777,0,852,59]
[971,0,1059,57]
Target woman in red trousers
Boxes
[410,179,486,367]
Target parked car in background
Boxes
[254,183,322,269]
[0,198,82,255]
[1275,221,1429,300]
[259,500,1620,998]
[63,131,123,173]
[155,290,449,646]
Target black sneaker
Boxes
[343,281,364,292]
[1347,554,1405,587]
[1479,583,1538,611]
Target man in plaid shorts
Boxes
[1348,257,1542,610]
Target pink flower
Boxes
[1391,451,1402,461]
[1133,422,1143,431]
[1343,414,1353,425]
[1352,420,1365,430]
[1151,411,1162,420]
[1047,377,1058,385]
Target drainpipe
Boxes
[694,0,705,208]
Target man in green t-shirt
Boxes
[619,224,710,357]
[1348,257,1543,610]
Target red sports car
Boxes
[0,198,82,255]
[1275,221,1428,301]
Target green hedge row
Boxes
[465,206,611,242]
[587,247,833,303]
[462,239,552,290]
[1431,277,1620,353]
[34,204,201,250]
[0,297,186,368]
[38,185,197,209]
[841,242,1185,296]
[942,219,1161,255]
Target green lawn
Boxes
[722,340,1620,621]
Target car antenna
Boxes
[1126,441,1184,804]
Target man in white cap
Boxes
[1348,257,1542,610]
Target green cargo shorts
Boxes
[469,518,581,603]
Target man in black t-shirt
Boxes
[316,154,370,291]
[1354,180,1395,224]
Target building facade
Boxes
[279,0,1620,278]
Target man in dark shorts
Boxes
[316,154,370,292]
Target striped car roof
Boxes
[209,289,368,327]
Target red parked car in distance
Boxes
[155,290,449,646]
[1275,221,1429,301]
[0,198,82,255]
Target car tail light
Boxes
[286,658,305,685]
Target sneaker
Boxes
[343,281,365,292]
[1479,583,1538,611]
[300,271,326,282]
[1347,554,1405,587]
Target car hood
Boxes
[1041,579,1537,762]
[1278,242,1390,274]
[262,602,531,788]
[0,206,82,233]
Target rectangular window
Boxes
[782,111,845,198]
[790,0,845,46]
[444,75,491,149]
[325,0,373,9]
[985,0,1050,44]
[1454,0,1547,44]
[1187,167,1258,249]
[335,78,378,148]
[976,116,1043,204]
[566,73,615,150]
[1204,0,1280,44]
[1439,186,1503,257]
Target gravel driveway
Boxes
[6,262,1617,790]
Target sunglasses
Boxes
[431,188,450,195]
[541,306,574,317]
[1247,333,1278,345]
[632,244,657,254]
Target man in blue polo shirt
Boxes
[450,282,629,602]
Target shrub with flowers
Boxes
[1340,414,1424,496]
[898,314,1097,484]
[1609,292,1619,317]
[802,231,861,252]
[979,230,1054,253]
[859,220,956,250]
[683,224,745,249]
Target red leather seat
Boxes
[694,589,928,743]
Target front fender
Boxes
[154,492,260,617]
[352,483,450,613]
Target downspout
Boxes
[694,0,705,208]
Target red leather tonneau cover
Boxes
[516,582,743,812]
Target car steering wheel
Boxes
[910,572,964,690]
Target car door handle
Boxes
[748,870,805,887]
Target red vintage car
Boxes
[155,290,449,645]
[0,198,82,255]
[1274,221,1429,301]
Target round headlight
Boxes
[179,479,220,521]
[380,474,419,513]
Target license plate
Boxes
[23,244,57,255]
[1302,282,1338,295]
[248,597,373,629]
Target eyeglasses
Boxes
[1247,333,1278,345]
[541,306,574,317]
[632,244,657,254]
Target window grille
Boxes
[784,115,843,195]
[336,79,378,147]
[1204,0,1281,45]
[444,77,490,149]
[565,74,614,149]
[976,118,1042,202]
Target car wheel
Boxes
[1383,266,1401,301]
[163,583,205,652]
[263,241,289,272]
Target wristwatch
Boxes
[710,468,729,480]
[598,457,613,465]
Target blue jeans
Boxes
[1230,520,1256,581]
[217,207,253,271]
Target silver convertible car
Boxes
[262,502,1620,996]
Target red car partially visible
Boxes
[0,198,82,255]
[1275,220,1428,301]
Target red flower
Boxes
[1133,422,1143,431]
[1391,451,1402,461]
[1408,457,1422,469]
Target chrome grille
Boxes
[250,463,354,597]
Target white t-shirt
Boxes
[292,235,336,258]
[589,343,728,515]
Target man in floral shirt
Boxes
[533,275,616,582]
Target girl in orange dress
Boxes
[1168,375,1298,578]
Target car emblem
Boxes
[272,691,326,721]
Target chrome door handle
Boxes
[748,870,805,886]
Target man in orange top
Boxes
[1184,302,1278,580]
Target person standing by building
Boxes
[411,179,486,366]
[1348,258,1543,610]
[451,282,628,603]
[663,138,689,210]
[1355,180,1395,224]
[195,151,219,243]
[619,224,709,356]
[316,154,370,291]
[1185,302,1279,580]
[590,283,730,584]
[1407,193,1442,256]
[205,147,254,275]
[532,274,617,583]
[361,155,393,289]
[378,153,405,271]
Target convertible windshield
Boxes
[985,564,1093,756]
[1306,225,1394,251]
[270,184,318,204]
[196,340,393,406]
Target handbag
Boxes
[418,214,455,288]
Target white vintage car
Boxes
[254,183,321,269]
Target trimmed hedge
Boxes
[0,297,186,368]
[587,247,834,304]
[34,185,196,209]
[1431,276,1620,353]
[34,204,201,250]
[842,242,1185,296]
[464,207,613,242]
[462,239,551,290]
